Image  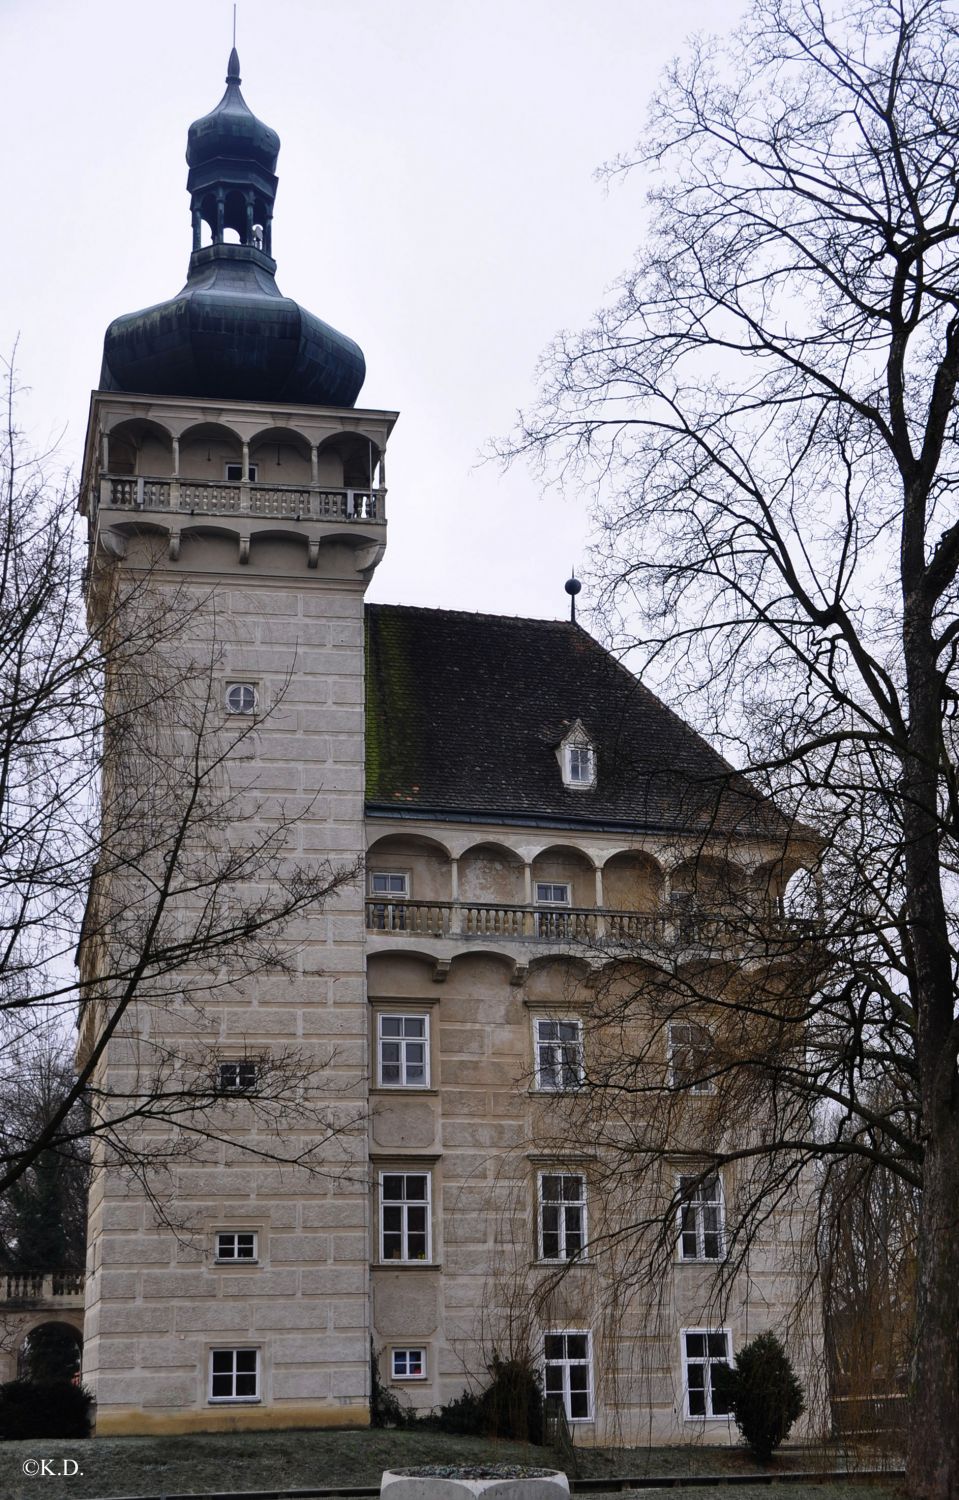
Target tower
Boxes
[78,53,395,1434]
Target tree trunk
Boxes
[908,1109,959,1500]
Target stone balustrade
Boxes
[101,474,385,523]
[0,1270,85,1307]
[364,899,799,947]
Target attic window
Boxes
[562,740,596,790]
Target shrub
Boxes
[432,1353,544,1443]
[0,1381,93,1440]
[714,1331,805,1462]
[370,1342,416,1428]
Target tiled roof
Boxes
[364,604,790,840]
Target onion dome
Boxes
[98,52,366,408]
[187,48,280,175]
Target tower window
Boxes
[225,682,257,715]
[377,1014,429,1088]
[217,1059,258,1093]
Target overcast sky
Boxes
[1,0,742,624]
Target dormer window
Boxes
[559,722,597,790]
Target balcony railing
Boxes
[364,899,807,948]
[99,475,384,524]
[1,1270,85,1305]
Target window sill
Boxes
[677,1258,726,1266]
[371,1087,437,1095]
[209,1398,261,1405]
[534,1258,591,1269]
[214,1260,260,1267]
[373,1261,442,1272]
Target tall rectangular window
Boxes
[380,1172,431,1262]
[544,1331,592,1421]
[539,1173,587,1261]
[534,1018,583,1091]
[678,1173,725,1261]
[377,1014,429,1087]
[668,1021,714,1093]
[209,1347,260,1402]
[682,1329,731,1418]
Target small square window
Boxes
[392,1347,427,1380]
[534,1018,583,1091]
[378,1014,430,1088]
[225,682,257,715]
[217,1060,258,1093]
[215,1231,258,1263]
[209,1347,260,1402]
[225,463,258,482]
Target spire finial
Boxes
[227,45,241,83]
[564,569,582,624]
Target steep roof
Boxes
[364,604,789,840]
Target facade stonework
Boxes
[63,52,821,1443]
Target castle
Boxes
[67,52,816,1439]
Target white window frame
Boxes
[379,1171,432,1263]
[535,881,570,906]
[533,1017,584,1091]
[668,1021,715,1094]
[391,1346,427,1381]
[369,871,410,898]
[225,462,258,482]
[208,1346,261,1403]
[563,742,596,789]
[377,1013,430,1088]
[216,1059,258,1093]
[677,1172,725,1262]
[538,1172,587,1262]
[214,1230,258,1264]
[681,1328,732,1419]
[225,681,257,715]
[543,1329,593,1422]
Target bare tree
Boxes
[501,2,959,1494]
[0,357,361,1220]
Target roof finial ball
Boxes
[565,571,582,624]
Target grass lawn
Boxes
[0,1427,904,1500]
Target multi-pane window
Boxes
[215,1231,257,1263]
[535,882,570,905]
[217,1059,258,1093]
[209,1347,259,1402]
[682,1329,732,1418]
[539,1173,587,1261]
[534,1018,584,1091]
[380,1172,431,1261]
[391,1347,426,1380]
[225,682,257,714]
[544,1331,592,1421]
[369,872,410,931]
[565,744,595,786]
[668,1022,714,1093]
[378,1015,429,1088]
[678,1173,725,1261]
